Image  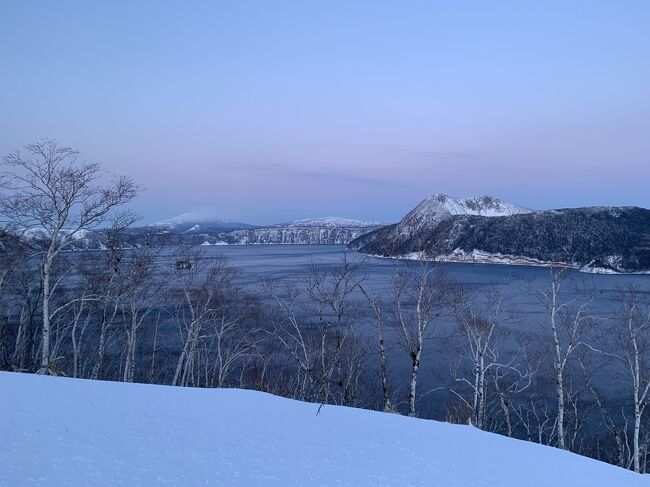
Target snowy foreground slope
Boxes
[0,373,646,487]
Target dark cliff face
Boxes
[349,207,650,273]
[54,222,383,250]
[219,226,379,245]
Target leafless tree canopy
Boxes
[1,139,139,373]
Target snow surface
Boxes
[1,372,646,487]
[406,194,530,223]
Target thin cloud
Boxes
[218,161,399,187]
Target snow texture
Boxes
[1,372,646,487]
[397,194,531,234]
[415,194,532,218]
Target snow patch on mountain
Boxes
[200,240,228,246]
[399,194,531,231]
[362,193,533,241]
[368,249,650,275]
[16,227,91,241]
[183,224,201,233]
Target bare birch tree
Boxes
[391,261,458,416]
[0,139,139,373]
[611,284,650,472]
[170,248,241,387]
[451,289,510,429]
[534,267,596,450]
[302,257,364,405]
[119,246,160,383]
[356,279,393,412]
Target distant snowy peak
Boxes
[400,194,531,230]
[152,209,253,231]
[283,217,383,228]
[155,210,236,227]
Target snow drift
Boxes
[0,372,645,486]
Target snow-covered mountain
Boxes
[350,195,650,273]
[152,209,254,232]
[220,217,383,245]
[351,193,532,251]
[18,213,384,250]
[1,372,644,486]
[397,194,531,233]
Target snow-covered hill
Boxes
[350,195,650,273]
[0,372,644,486]
[349,193,533,256]
[397,193,532,232]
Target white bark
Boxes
[613,290,650,473]
[534,268,593,451]
[1,139,139,374]
[357,283,392,412]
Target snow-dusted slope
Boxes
[350,196,650,273]
[398,193,531,231]
[0,372,644,487]
[349,194,532,253]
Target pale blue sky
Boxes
[1,1,649,224]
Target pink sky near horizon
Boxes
[1,1,649,225]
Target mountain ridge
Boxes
[349,195,650,273]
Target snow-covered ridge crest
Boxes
[152,208,244,228]
[413,193,531,218]
[397,194,531,233]
[279,217,383,228]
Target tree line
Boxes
[1,140,650,473]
